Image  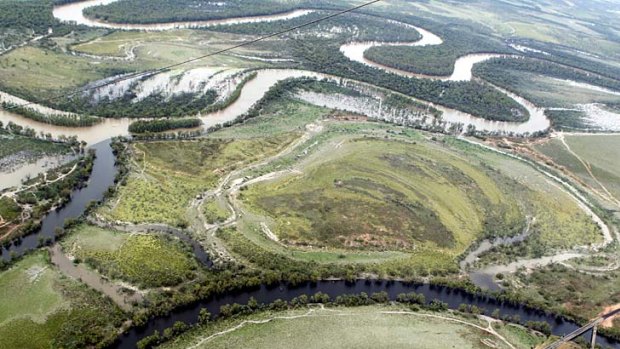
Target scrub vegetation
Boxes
[100,134,298,226]
[61,224,199,288]
[243,138,516,253]
[0,252,125,349]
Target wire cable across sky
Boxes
[4,0,383,112]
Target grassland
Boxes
[452,139,603,264]
[70,29,262,69]
[160,305,543,349]
[100,134,298,226]
[203,199,230,224]
[0,46,128,98]
[211,97,331,139]
[61,224,199,288]
[243,138,516,253]
[535,135,620,203]
[223,123,604,275]
[0,252,125,349]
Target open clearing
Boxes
[243,137,515,253]
[535,134,620,204]
[228,124,603,274]
[160,305,543,349]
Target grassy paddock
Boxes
[160,305,543,349]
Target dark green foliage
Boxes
[129,118,202,134]
[365,27,510,76]
[525,321,551,335]
[212,12,421,43]
[61,91,217,119]
[84,0,339,24]
[428,299,449,312]
[0,0,55,34]
[1,102,100,127]
[396,292,426,305]
[511,39,620,81]
[291,39,528,122]
[474,57,620,93]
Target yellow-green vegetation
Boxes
[71,30,258,69]
[461,139,603,264]
[0,252,66,326]
[160,305,542,349]
[243,138,519,254]
[203,199,230,224]
[0,196,21,223]
[0,128,69,160]
[62,224,198,288]
[211,98,331,139]
[101,134,298,226]
[225,130,604,275]
[507,263,620,323]
[0,46,122,96]
[0,252,125,348]
[536,135,620,201]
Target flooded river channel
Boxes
[0,1,615,347]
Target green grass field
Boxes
[535,135,620,203]
[160,305,543,349]
[243,138,515,253]
[225,128,604,274]
[62,224,199,288]
[203,199,230,224]
[0,252,125,349]
[211,98,331,139]
[100,134,298,226]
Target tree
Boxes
[198,308,211,325]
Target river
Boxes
[0,0,555,145]
[111,280,620,349]
[0,1,616,347]
[52,0,314,31]
[1,131,617,348]
[1,140,116,261]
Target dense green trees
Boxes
[128,118,202,134]
[62,91,217,119]
[1,102,101,127]
[365,27,510,76]
[0,0,55,34]
[474,57,620,93]
[84,0,339,24]
[510,39,620,81]
[292,39,528,122]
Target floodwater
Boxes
[0,154,76,191]
[339,29,551,135]
[52,0,314,31]
[0,2,616,347]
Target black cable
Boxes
[3,0,382,111]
